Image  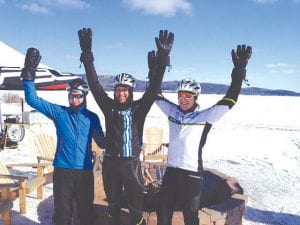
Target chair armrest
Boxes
[0,182,20,188]
[6,163,49,169]
[37,156,54,162]
[0,173,28,181]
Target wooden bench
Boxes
[0,193,13,225]
[24,175,46,194]
[92,139,106,204]
[0,160,47,214]
[142,127,168,162]
[34,134,56,179]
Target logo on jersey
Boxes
[168,116,181,124]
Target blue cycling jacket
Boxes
[23,80,105,170]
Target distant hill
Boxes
[79,74,300,96]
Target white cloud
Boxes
[123,0,192,17]
[251,0,278,3]
[266,63,299,74]
[18,0,90,14]
[38,0,90,9]
[22,3,49,15]
[252,0,300,4]
[64,54,78,60]
[266,63,289,68]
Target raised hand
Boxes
[78,28,92,52]
[231,45,252,70]
[147,50,156,83]
[78,28,94,63]
[153,30,174,68]
[231,45,252,84]
[148,50,156,71]
[20,48,41,80]
[155,30,174,56]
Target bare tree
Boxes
[1,93,22,103]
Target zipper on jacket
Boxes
[73,112,79,168]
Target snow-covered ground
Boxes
[0,90,299,225]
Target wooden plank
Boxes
[25,176,46,194]
[0,200,13,225]
[0,200,13,217]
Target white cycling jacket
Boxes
[156,98,231,172]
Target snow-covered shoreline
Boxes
[1,90,299,225]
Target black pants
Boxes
[157,167,203,225]
[102,156,144,225]
[52,168,94,225]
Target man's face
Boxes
[178,91,196,111]
[68,91,84,107]
[115,86,130,104]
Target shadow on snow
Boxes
[245,206,300,225]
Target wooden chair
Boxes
[92,139,106,204]
[0,188,13,225]
[142,127,168,162]
[34,134,56,178]
[0,159,46,214]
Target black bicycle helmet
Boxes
[66,78,89,96]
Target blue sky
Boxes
[0,0,300,92]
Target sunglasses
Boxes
[68,94,84,99]
[178,92,197,99]
[115,87,129,93]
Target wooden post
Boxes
[0,188,12,225]
[2,211,12,225]
[0,187,10,202]
[37,165,44,199]
[19,180,26,214]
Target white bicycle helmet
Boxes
[113,73,136,88]
[177,78,201,95]
[66,78,89,96]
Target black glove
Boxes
[148,50,156,70]
[231,45,252,81]
[146,50,155,86]
[78,27,92,52]
[155,30,174,67]
[20,48,41,80]
[78,28,94,63]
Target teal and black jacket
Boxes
[81,55,166,158]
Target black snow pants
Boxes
[157,167,203,225]
[52,168,94,225]
[102,156,145,225]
